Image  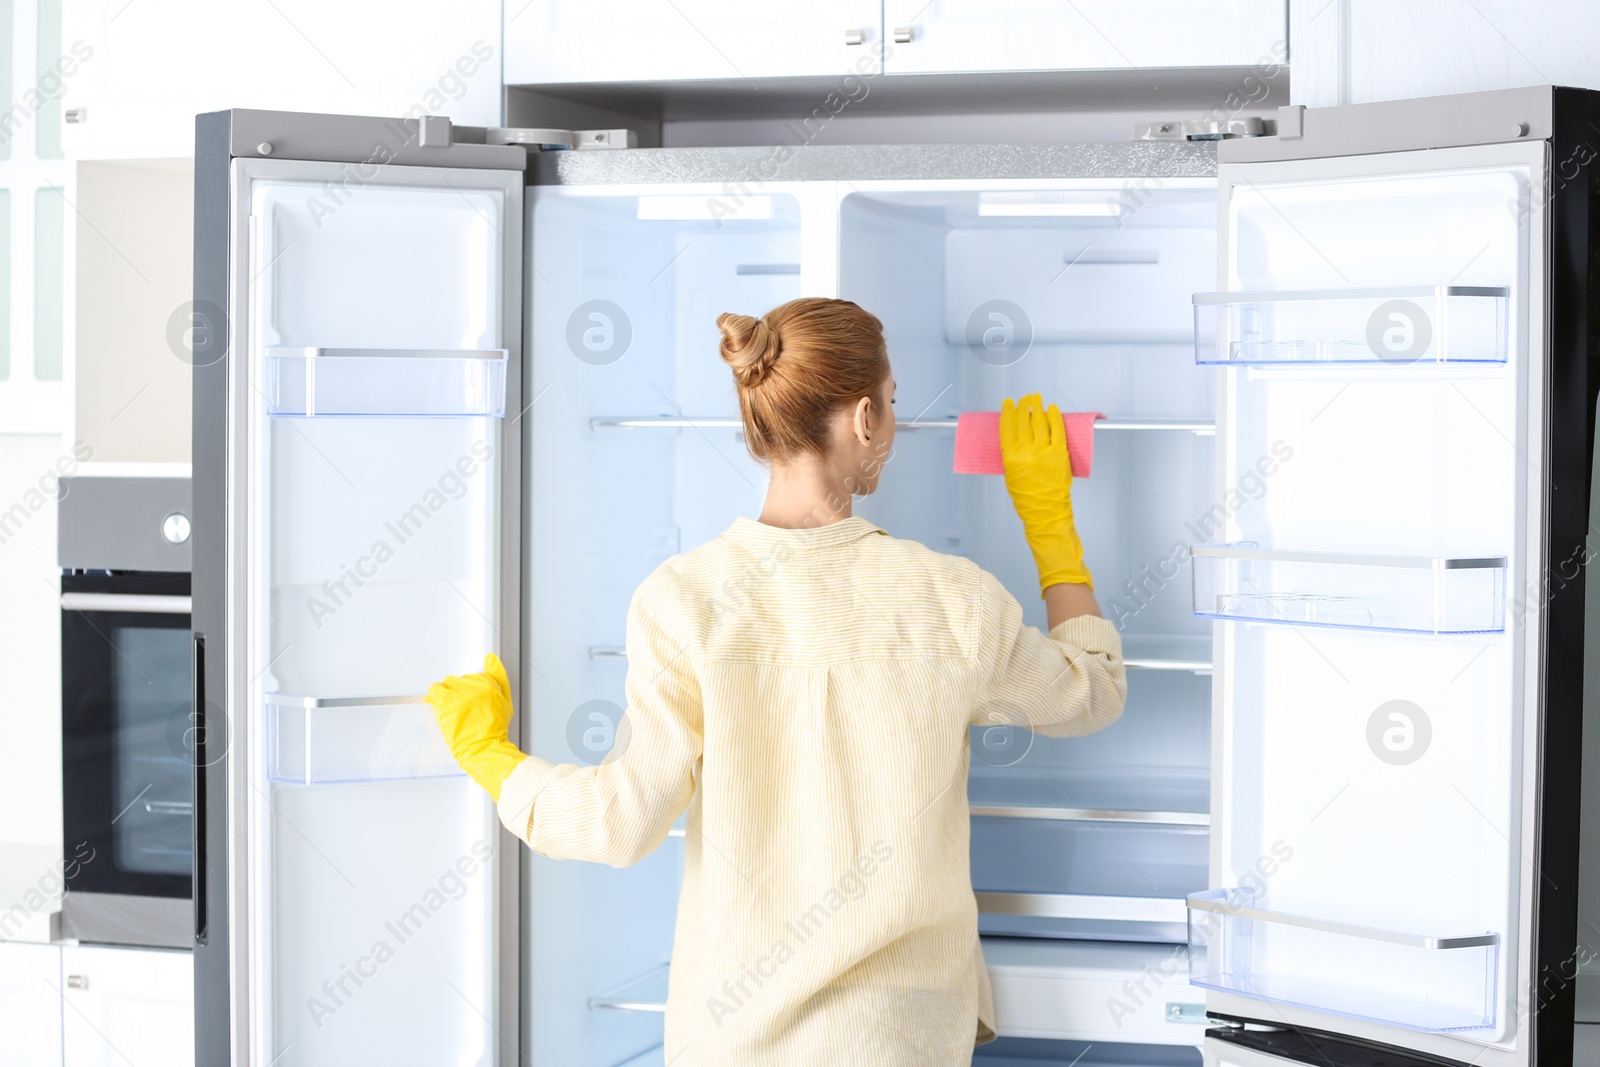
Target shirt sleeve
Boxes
[496,568,703,867]
[970,570,1126,738]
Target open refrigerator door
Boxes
[193,112,525,1067]
[1192,87,1600,1067]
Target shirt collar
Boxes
[724,515,885,550]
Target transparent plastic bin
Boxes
[267,694,462,783]
[1187,887,1498,1033]
[1193,285,1508,365]
[1191,544,1506,634]
[264,347,508,417]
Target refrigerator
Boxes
[191,85,1600,1067]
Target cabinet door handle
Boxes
[192,632,208,946]
[844,28,864,45]
[893,26,913,43]
[66,975,87,990]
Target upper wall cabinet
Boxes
[881,0,1286,74]
[504,0,886,82]
[1289,0,1600,108]
[59,0,502,159]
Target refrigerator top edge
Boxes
[1219,84,1586,165]
[529,139,1219,186]
[202,108,529,172]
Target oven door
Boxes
[60,573,193,947]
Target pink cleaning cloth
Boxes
[953,410,1105,477]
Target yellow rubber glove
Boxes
[427,653,527,802]
[1000,393,1093,594]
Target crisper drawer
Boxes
[984,937,1208,1047]
[973,817,1207,944]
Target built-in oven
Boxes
[58,476,193,948]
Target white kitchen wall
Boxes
[1291,0,1600,107]
[0,0,73,853]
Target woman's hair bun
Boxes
[717,312,782,388]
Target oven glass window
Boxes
[110,624,193,876]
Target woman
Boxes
[428,297,1125,1065]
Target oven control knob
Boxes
[162,512,192,545]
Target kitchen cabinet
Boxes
[882,0,1286,75]
[59,0,502,159]
[66,157,192,463]
[60,945,192,1067]
[1289,0,1600,108]
[0,941,63,1067]
[504,0,884,83]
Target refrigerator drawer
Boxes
[1186,888,1499,1033]
[264,346,509,417]
[266,694,461,783]
[1191,545,1506,635]
[1193,285,1508,365]
[983,937,1207,1046]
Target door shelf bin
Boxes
[264,347,508,417]
[1193,285,1508,365]
[1187,888,1499,1033]
[1191,544,1506,634]
[267,694,462,783]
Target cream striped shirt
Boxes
[498,516,1126,1065]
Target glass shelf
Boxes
[1122,634,1212,673]
[591,636,1213,672]
[589,963,669,1013]
[266,694,462,784]
[1187,888,1498,1033]
[967,773,1208,826]
[1193,285,1509,365]
[590,416,1214,435]
[978,892,1188,925]
[1191,544,1507,635]
[264,346,508,417]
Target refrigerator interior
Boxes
[527,185,792,1066]
[245,170,506,1065]
[838,183,1216,944]
[528,176,1219,1065]
[1194,151,1530,1042]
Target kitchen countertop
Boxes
[0,843,64,944]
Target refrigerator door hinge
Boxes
[1134,117,1266,141]
[481,127,638,152]
[418,114,452,147]
[1164,1002,1210,1025]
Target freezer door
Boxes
[1195,93,1595,1067]
[192,112,525,1066]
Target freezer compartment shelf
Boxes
[1192,544,1506,634]
[1187,888,1498,1033]
[1193,285,1508,365]
[590,416,1214,435]
[264,346,508,417]
[266,693,462,784]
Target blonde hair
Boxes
[716,297,889,462]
